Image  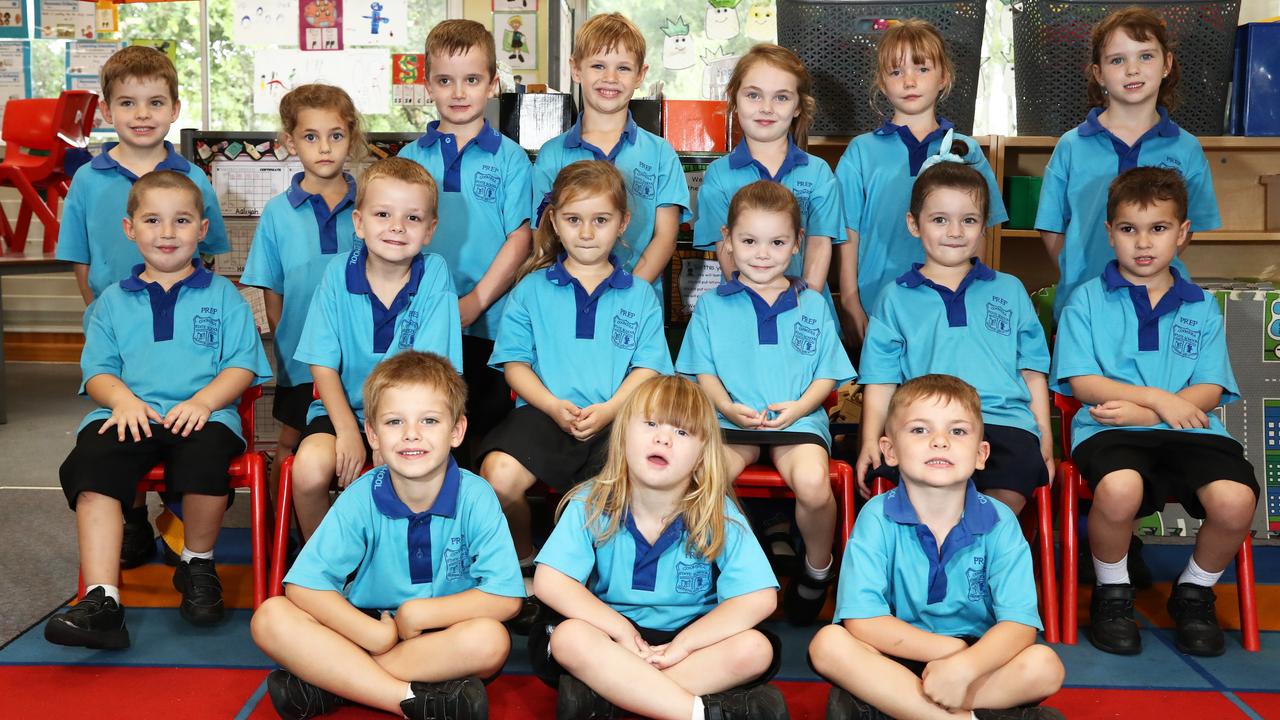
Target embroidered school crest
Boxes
[192,315,220,348]
[966,556,987,602]
[1172,323,1201,359]
[631,168,656,199]
[675,561,712,594]
[398,311,420,349]
[985,302,1012,336]
[443,536,471,581]
[473,173,499,203]
[612,314,638,349]
[791,322,819,355]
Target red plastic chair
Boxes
[77,387,270,609]
[0,90,98,254]
[869,475,1060,643]
[1054,393,1259,651]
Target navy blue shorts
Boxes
[476,405,610,492]
[299,414,373,458]
[272,382,314,430]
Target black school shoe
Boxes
[975,708,1066,720]
[556,673,616,720]
[401,677,487,720]
[173,558,225,626]
[121,515,157,569]
[265,668,346,720]
[43,586,130,650]
[825,686,889,720]
[782,569,832,626]
[702,684,789,720]
[1167,582,1226,657]
[1089,583,1141,655]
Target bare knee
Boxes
[789,469,835,510]
[548,618,599,671]
[1201,482,1258,532]
[481,453,534,504]
[1013,644,1064,698]
[251,596,301,649]
[809,624,866,676]
[292,443,336,496]
[1092,472,1144,522]
[454,618,511,677]
[730,630,774,679]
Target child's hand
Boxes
[368,611,399,655]
[550,400,581,435]
[761,401,803,430]
[101,396,162,442]
[458,292,483,329]
[920,654,976,712]
[571,403,613,441]
[1150,393,1210,430]
[163,398,212,438]
[1089,400,1159,428]
[855,444,883,499]
[725,403,765,430]
[334,431,367,488]
[644,641,690,669]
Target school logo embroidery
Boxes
[631,168,656,199]
[791,321,819,355]
[443,536,471,581]
[612,313,638,350]
[985,302,1012,336]
[966,556,987,602]
[192,315,220,348]
[398,311,420,349]
[473,172,499,203]
[1158,156,1183,171]
[675,561,712,594]
[1172,322,1201,359]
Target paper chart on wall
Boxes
[342,0,406,47]
[232,0,295,46]
[65,40,118,76]
[36,0,94,40]
[253,49,391,114]
[0,41,30,120]
[211,160,302,217]
[0,0,28,39]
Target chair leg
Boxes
[269,456,295,598]
[248,452,267,610]
[835,461,854,558]
[41,190,60,254]
[0,204,13,252]
[1060,464,1079,645]
[12,175,56,255]
[12,204,31,255]
[1236,535,1260,652]
[1035,485,1060,643]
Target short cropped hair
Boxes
[100,45,179,104]
[126,170,203,219]
[356,157,438,216]
[363,351,467,424]
[1106,167,1188,223]
[885,374,983,431]
[425,19,497,79]
[573,13,646,66]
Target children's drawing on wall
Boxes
[704,0,741,42]
[342,0,406,47]
[299,0,342,50]
[744,0,775,40]
[232,0,293,45]
[661,17,695,71]
[254,48,392,114]
[701,45,739,100]
[493,12,535,70]
[493,0,536,10]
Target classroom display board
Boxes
[0,40,31,119]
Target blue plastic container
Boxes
[1229,22,1280,136]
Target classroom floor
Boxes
[3,362,1279,719]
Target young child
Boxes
[1037,8,1218,323]
[834,20,1006,341]
[677,180,855,626]
[54,45,231,568]
[252,351,525,719]
[810,375,1065,720]
[531,12,691,298]
[45,171,271,649]
[531,374,787,720]
[241,83,363,476]
[1050,167,1257,658]
[694,43,842,304]
[398,19,533,468]
[857,161,1053,517]
[479,160,673,585]
[290,158,463,541]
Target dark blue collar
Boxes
[883,480,999,533]
[727,139,809,181]
[624,512,687,592]
[1102,260,1203,351]
[370,459,462,519]
[563,112,639,161]
[545,253,633,290]
[90,141,190,179]
[344,244,426,296]
[1078,106,1179,139]
[874,117,955,176]
[120,261,212,342]
[896,259,995,328]
[286,172,357,209]
[717,274,805,345]
[1102,260,1203,302]
[120,260,212,292]
[416,119,503,154]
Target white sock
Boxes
[86,584,120,603]
[690,696,704,720]
[971,713,980,720]
[1093,554,1130,586]
[1179,556,1224,588]
[403,683,415,702]
[798,554,835,600]
[180,547,214,563]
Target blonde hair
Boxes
[520,160,628,280]
[557,375,737,561]
[725,44,816,149]
[886,374,983,432]
[1088,8,1181,110]
[278,83,366,160]
[425,19,497,79]
[356,157,438,216]
[726,180,802,240]
[363,351,467,423]
[127,170,203,219]
[871,19,955,117]
[573,12,646,66]
[100,45,178,104]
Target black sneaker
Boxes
[401,677,487,720]
[556,673,615,720]
[43,586,130,649]
[173,558,225,626]
[1167,582,1226,657]
[265,668,345,720]
[825,686,890,720]
[975,708,1067,720]
[1088,583,1141,655]
[782,570,831,626]
[702,684,788,720]
[121,515,157,569]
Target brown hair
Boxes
[871,19,954,117]
[886,374,983,432]
[356,157,438,216]
[278,83,366,160]
[726,180,802,240]
[725,43,817,150]
[572,12,646,66]
[521,160,629,279]
[100,45,179,104]
[425,19,497,79]
[909,162,990,222]
[363,351,467,424]
[1106,166,1188,223]
[127,170,203,219]
[1088,8,1181,110]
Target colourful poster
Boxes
[1266,291,1280,362]
[343,0,406,47]
[391,53,427,106]
[299,0,342,51]
[493,11,535,70]
[0,41,31,120]
[0,0,28,39]
[36,0,95,40]
[254,48,391,114]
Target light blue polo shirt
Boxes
[833,483,1042,638]
[489,255,673,409]
[294,245,463,426]
[537,487,778,631]
[835,119,1007,311]
[56,141,230,300]
[285,460,525,611]
[531,113,691,297]
[78,262,272,444]
[398,120,532,340]
[1050,262,1238,450]
[860,259,1050,437]
[1036,108,1220,320]
[240,173,357,388]
[675,276,856,447]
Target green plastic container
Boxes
[1004,176,1043,229]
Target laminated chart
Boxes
[212,161,300,217]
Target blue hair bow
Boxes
[918,128,974,173]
